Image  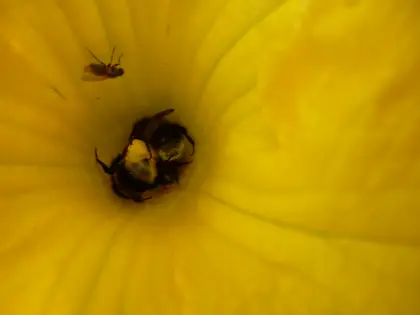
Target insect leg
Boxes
[95,158,113,174]
[87,48,106,65]
[111,182,131,199]
[182,131,195,156]
[110,46,116,65]
[115,53,123,67]
[95,148,122,175]
[108,154,124,172]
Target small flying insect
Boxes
[129,108,195,161]
[82,46,124,81]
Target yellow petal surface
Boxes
[0,0,419,315]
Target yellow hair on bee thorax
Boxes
[125,139,150,161]
[124,139,158,183]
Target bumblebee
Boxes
[95,109,195,202]
[129,108,195,161]
[95,143,192,202]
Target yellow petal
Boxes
[0,0,419,315]
[258,0,420,242]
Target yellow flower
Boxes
[1,0,420,314]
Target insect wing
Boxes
[86,63,109,75]
[130,118,152,140]
[81,73,109,81]
[81,65,108,81]
[152,108,175,120]
[86,47,106,65]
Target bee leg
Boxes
[95,148,123,175]
[95,158,114,175]
[111,182,131,199]
[182,131,195,156]
[108,154,124,172]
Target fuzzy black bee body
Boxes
[95,149,155,202]
[130,108,195,159]
[95,109,195,202]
